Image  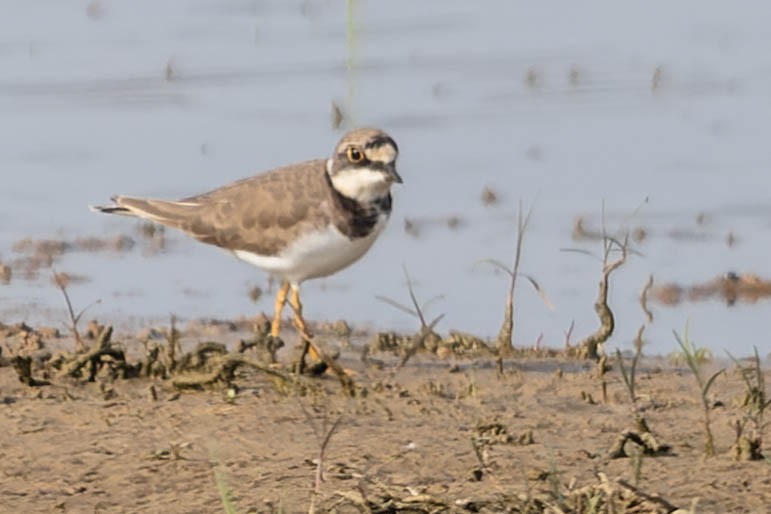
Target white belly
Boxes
[233,215,388,286]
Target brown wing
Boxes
[101,159,333,256]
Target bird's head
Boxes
[327,128,401,203]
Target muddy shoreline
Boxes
[1,320,769,513]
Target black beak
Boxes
[386,162,403,184]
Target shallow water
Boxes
[2,0,771,356]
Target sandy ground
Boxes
[1,326,770,514]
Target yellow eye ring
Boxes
[346,146,364,163]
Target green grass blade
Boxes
[704,369,725,396]
[617,349,633,396]
[213,466,237,514]
[753,346,764,393]
[726,350,755,392]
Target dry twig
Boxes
[52,269,100,352]
[575,234,629,360]
[376,265,445,369]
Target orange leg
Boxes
[288,285,320,363]
[270,281,291,337]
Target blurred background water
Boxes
[2,0,771,356]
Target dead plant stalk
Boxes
[52,269,100,352]
[375,265,445,369]
[576,234,629,360]
[617,325,649,432]
[497,201,531,356]
[477,200,551,356]
[302,405,343,514]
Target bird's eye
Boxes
[346,146,364,163]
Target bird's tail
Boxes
[90,196,199,227]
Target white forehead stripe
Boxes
[365,144,397,163]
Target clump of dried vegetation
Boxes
[370,265,448,369]
[728,346,770,461]
[369,201,559,373]
[609,325,671,462]
[315,470,684,513]
[2,276,322,398]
